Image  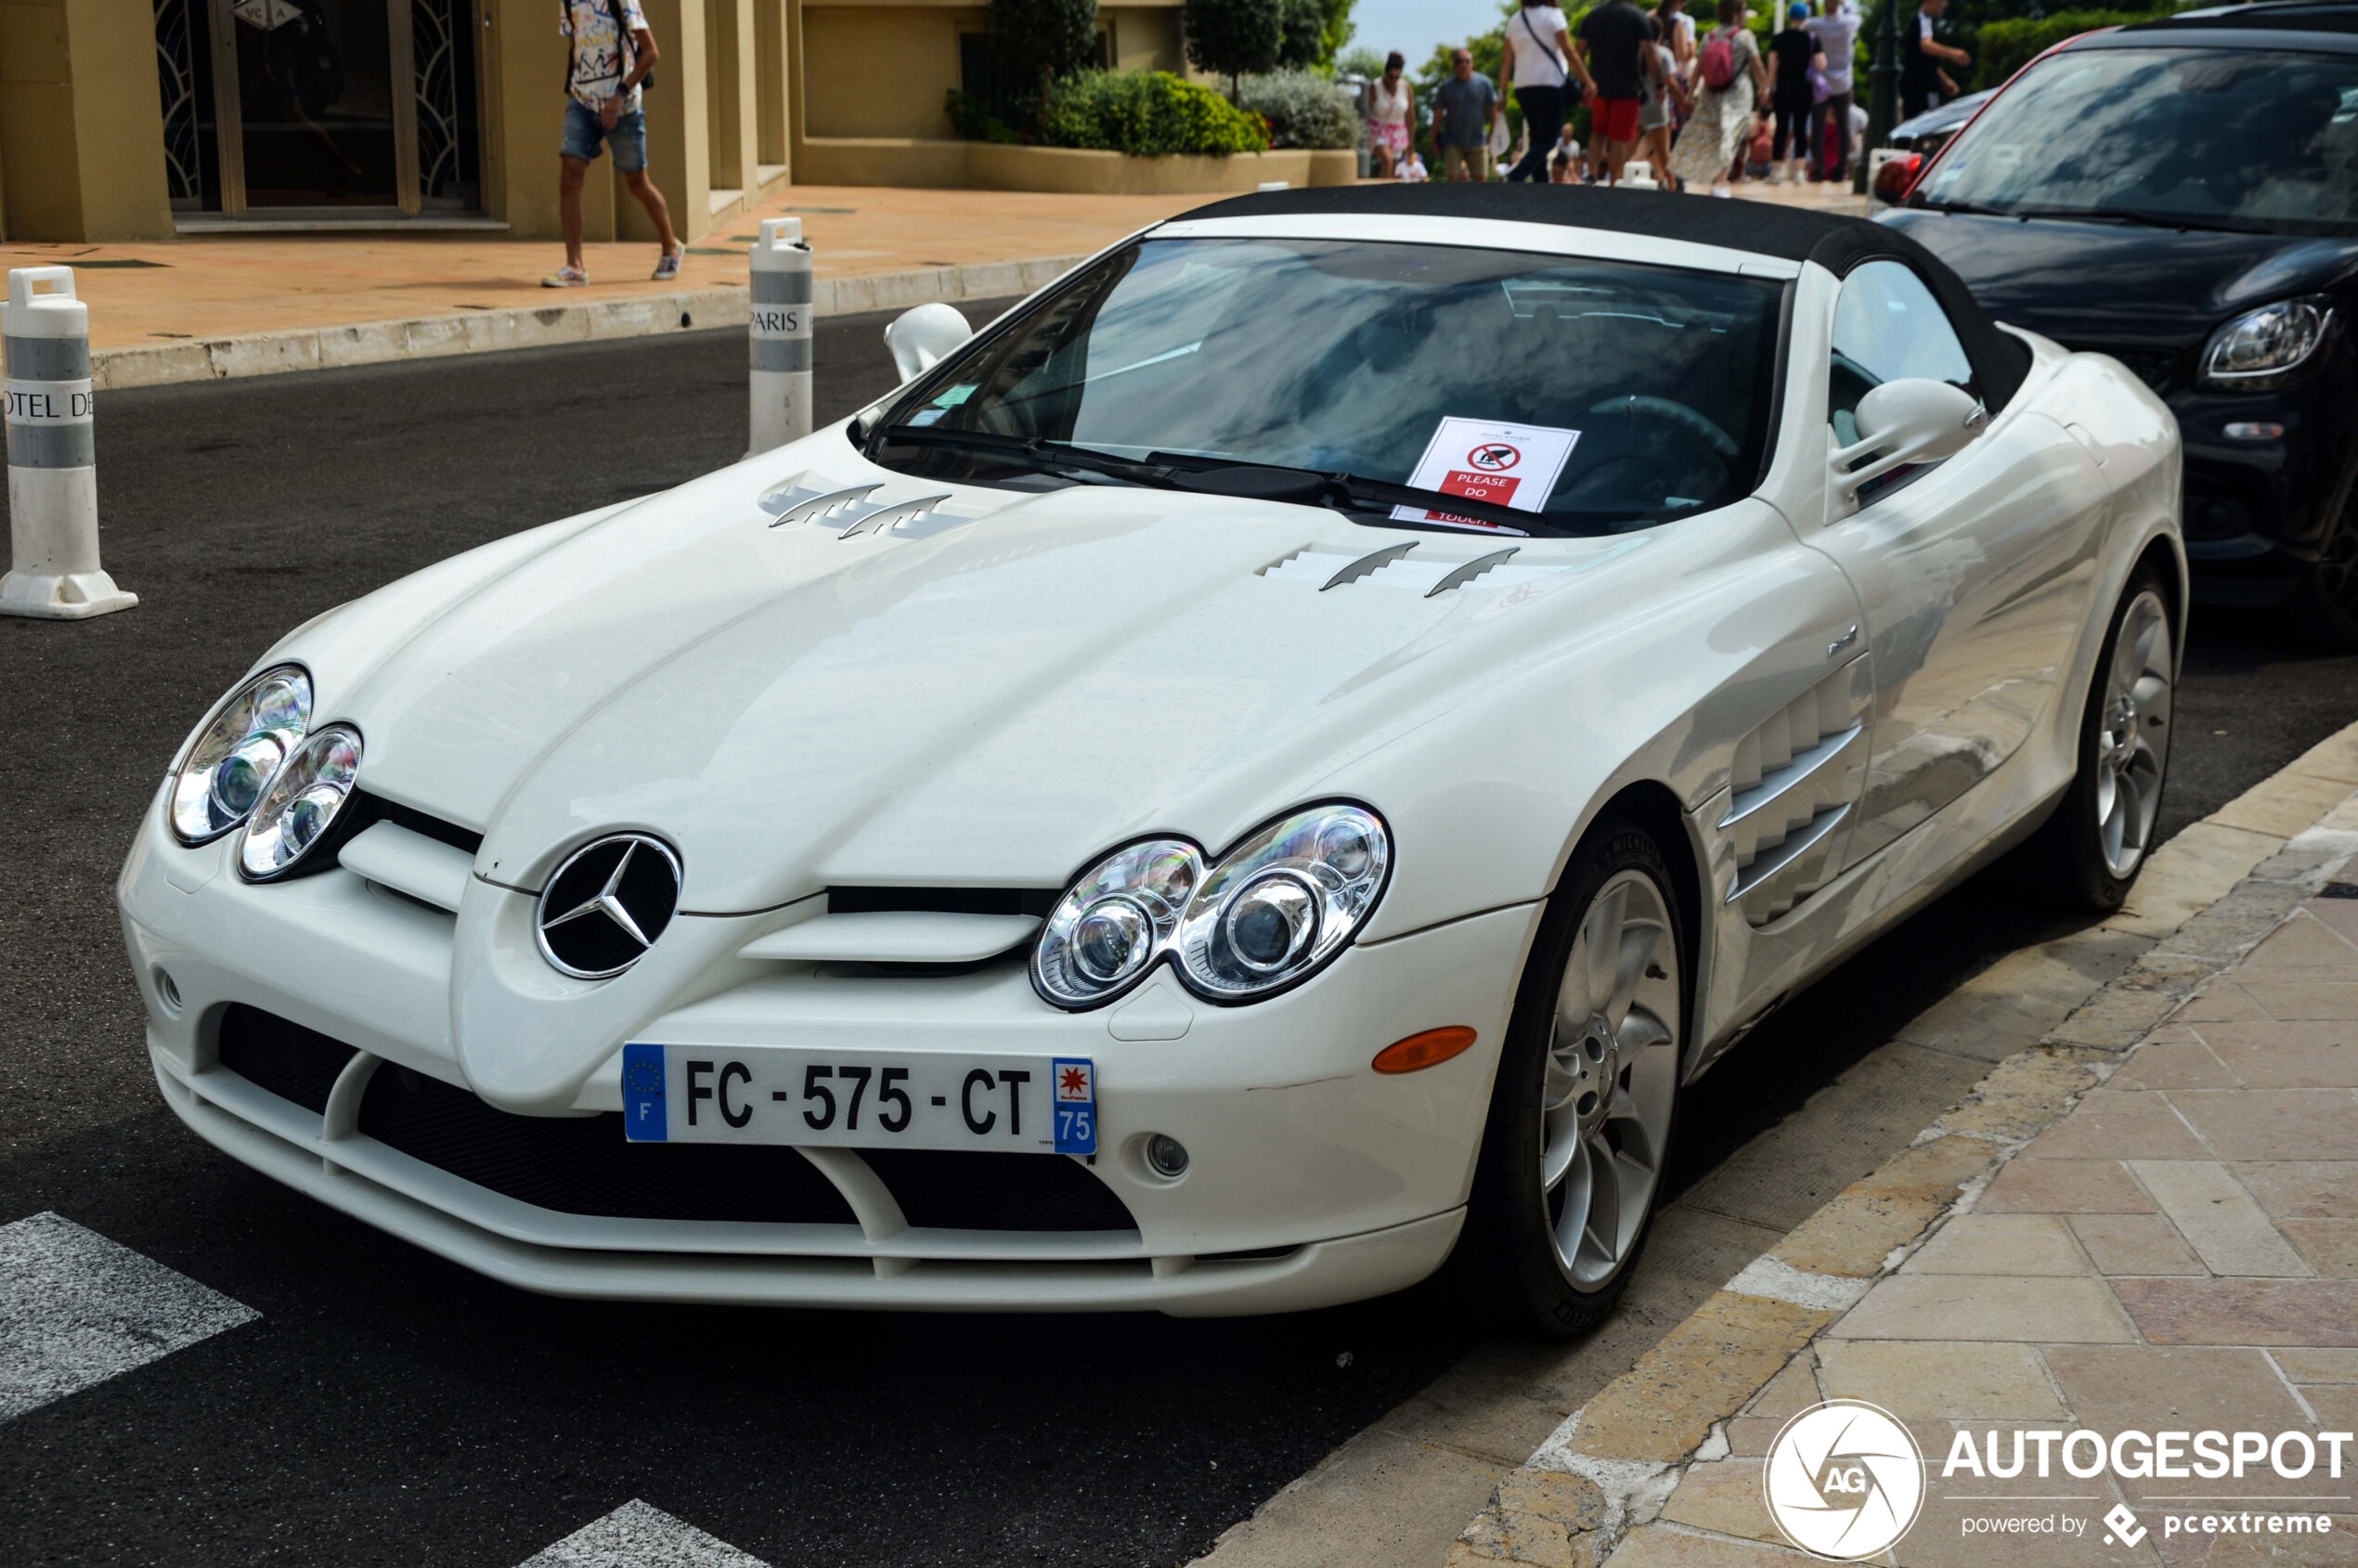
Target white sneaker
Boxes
[1768,164,1787,186]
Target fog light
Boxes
[1145,1134,1190,1180]
[2223,421,2285,441]
[152,968,183,1013]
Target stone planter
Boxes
[965,144,1315,195]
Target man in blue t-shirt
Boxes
[1432,48,1502,181]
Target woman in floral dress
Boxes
[1669,0,1771,196]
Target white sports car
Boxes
[120,188,2182,1333]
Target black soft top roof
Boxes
[1178,185,2033,407]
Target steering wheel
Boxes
[1587,395,1741,459]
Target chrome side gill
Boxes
[1722,655,1873,926]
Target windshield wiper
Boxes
[1981,205,2271,236]
[872,426,1607,534]
[1912,198,2018,217]
[868,425,1183,489]
[1145,451,1569,535]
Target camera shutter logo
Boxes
[1762,1400,1926,1561]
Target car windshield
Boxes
[1913,45,2358,235]
[865,237,1784,537]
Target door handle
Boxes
[1829,624,1859,659]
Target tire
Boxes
[2291,517,2358,652]
[1458,815,1688,1338]
[2024,564,2176,913]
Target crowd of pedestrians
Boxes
[1369,0,1928,198]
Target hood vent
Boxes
[758,477,957,538]
[1260,540,1558,597]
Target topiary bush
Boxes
[1185,0,1285,90]
[1237,71,1359,149]
[1276,0,1328,70]
[1037,70,1275,155]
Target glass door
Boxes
[158,0,479,218]
[227,0,407,208]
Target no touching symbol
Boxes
[1468,442,1521,472]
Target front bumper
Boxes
[2170,365,2358,604]
[121,789,1537,1314]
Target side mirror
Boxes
[1833,378,1985,498]
[885,303,973,382]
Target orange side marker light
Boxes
[1372,1026,1478,1074]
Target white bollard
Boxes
[1620,160,1660,190]
[747,217,813,455]
[3,267,135,620]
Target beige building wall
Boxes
[799,3,980,141]
[0,0,174,241]
[0,0,1178,240]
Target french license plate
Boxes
[621,1044,1096,1156]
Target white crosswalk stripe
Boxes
[520,1500,773,1568]
[0,1211,259,1422]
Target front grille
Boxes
[857,1147,1136,1233]
[217,1005,356,1113]
[205,1011,1137,1236]
[357,1064,859,1226]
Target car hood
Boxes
[299,449,1678,914]
[1880,208,2358,346]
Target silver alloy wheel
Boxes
[1541,868,1681,1291]
[2095,589,2172,880]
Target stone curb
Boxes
[1448,720,2358,1568]
[87,253,1091,392]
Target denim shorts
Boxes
[560,98,647,171]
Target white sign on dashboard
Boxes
[1394,417,1580,528]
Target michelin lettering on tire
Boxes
[1763,1399,1926,1561]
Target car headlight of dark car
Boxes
[1033,804,1391,1009]
[2200,299,2336,389]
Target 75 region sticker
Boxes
[1051,1057,1097,1156]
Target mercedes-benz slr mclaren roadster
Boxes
[121,188,2183,1333]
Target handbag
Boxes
[1807,63,1830,104]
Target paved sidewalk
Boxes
[0,179,1865,389]
[1452,729,2358,1568]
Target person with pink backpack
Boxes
[1667,0,1770,196]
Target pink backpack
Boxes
[1700,28,1738,90]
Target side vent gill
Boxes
[1723,656,1872,927]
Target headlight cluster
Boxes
[1031,804,1390,1009]
[240,726,364,881]
[168,664,364,881]
[2201,300,2335,386]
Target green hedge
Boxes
[1036,70,1275,155]
[1971,10,2159,90]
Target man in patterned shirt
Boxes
[545,0,682,287]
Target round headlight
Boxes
[1032,839,1204,1007]
[240,725,363,881]
[170,666,312,844]
[1222,873,1318,974]
[1176,804,1389,1002]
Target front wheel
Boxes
[2024,567,2176,912]
[1458,818,1687,1338]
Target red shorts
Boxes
[1592,96,1642,142]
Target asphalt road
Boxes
[3,310,2354,1567]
